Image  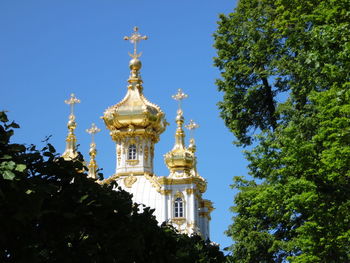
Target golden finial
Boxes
[86,123,101,143]
[172,89,188,113]
[124,26,148,59]
[65,93,81,116]
[62,93,80,160]
[185,119,199,139]
[86,123,101,179]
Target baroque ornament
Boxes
[124,175,137,188]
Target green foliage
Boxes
[214,0,350,146]
[0,112,225,263]
[214,0,350,261]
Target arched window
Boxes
[128,144,137,160]
[174,197,184,218]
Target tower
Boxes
[100,27,213,238]
[103,27,167,178]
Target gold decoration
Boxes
[172,218,186,226]
[144,145,149,163]
[124,175,137,188]
[174,191,185,199]
[62,93,80,160]
[186,188,195,195]
[65,93,80,116]
[117,146,121,163]
[139,145,143,154]
[185,119,199,144]
[172,88,188,111]
[86,123,101,179]
[159,189,172,195]
[157,176,207,193]
[164,89,195,174]
[144,173,162,192]
[126,160,139,166]
[124,26,148,59]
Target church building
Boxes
[62,27,213,239]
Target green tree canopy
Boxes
[214,0,350,261]
[0,112,225,263]
[214,0,350,146]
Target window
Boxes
[128,144,137,160]
[174,197,184,218]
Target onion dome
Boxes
[164,89,195,177]
[102,27,167,143]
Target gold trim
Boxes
[159,189,172,195]
[144,173,162,192]
[118,171,153,177]
[126,159,139,165]
[201,199,215,213]
[157,177,207,193]
[172,217,186,226]
[186,188,195,195]
[199,211,212,221]
[101,172,154,185]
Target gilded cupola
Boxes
[102,27,167,143]
[164,89,195,176]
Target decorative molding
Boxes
[171,217,186,226]
[144,173,162,192]
[126,159,139,166]
[117,146,121,163]
[124,175,137,188]
[144,145,149,163]
[186,188,195,195]
[157,177,207,193]
[159,189,172,195]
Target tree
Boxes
[213,0,350,146]
[214,0,350,261]
[0,111,225,263]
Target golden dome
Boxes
[164,109,195,175]
[102,57,167,143]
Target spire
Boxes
[185,119,199,153]
[124,26,148,83]
[62,93,80,160]
[86,123,101,179]
[164,89,194,176]
[185,119,199,177]
[171,89,188,151]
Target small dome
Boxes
[164,148,194,172]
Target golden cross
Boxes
[185,119,199,139]
[64,93,80,115]
[172,88,188,111]
[124,26,148,58]
[86,123,101,143]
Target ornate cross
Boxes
[86,123,101,143]
[124,26,148,58]
[185,119,199,139]
[64,93,80,116]
[172,88,188,111]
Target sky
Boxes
[0,0,247,251]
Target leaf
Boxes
[3,170,15,180]
[0,111,9,122]
[79,194,89,203]
[15,164,26,172]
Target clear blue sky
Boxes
[0,0,246,251]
